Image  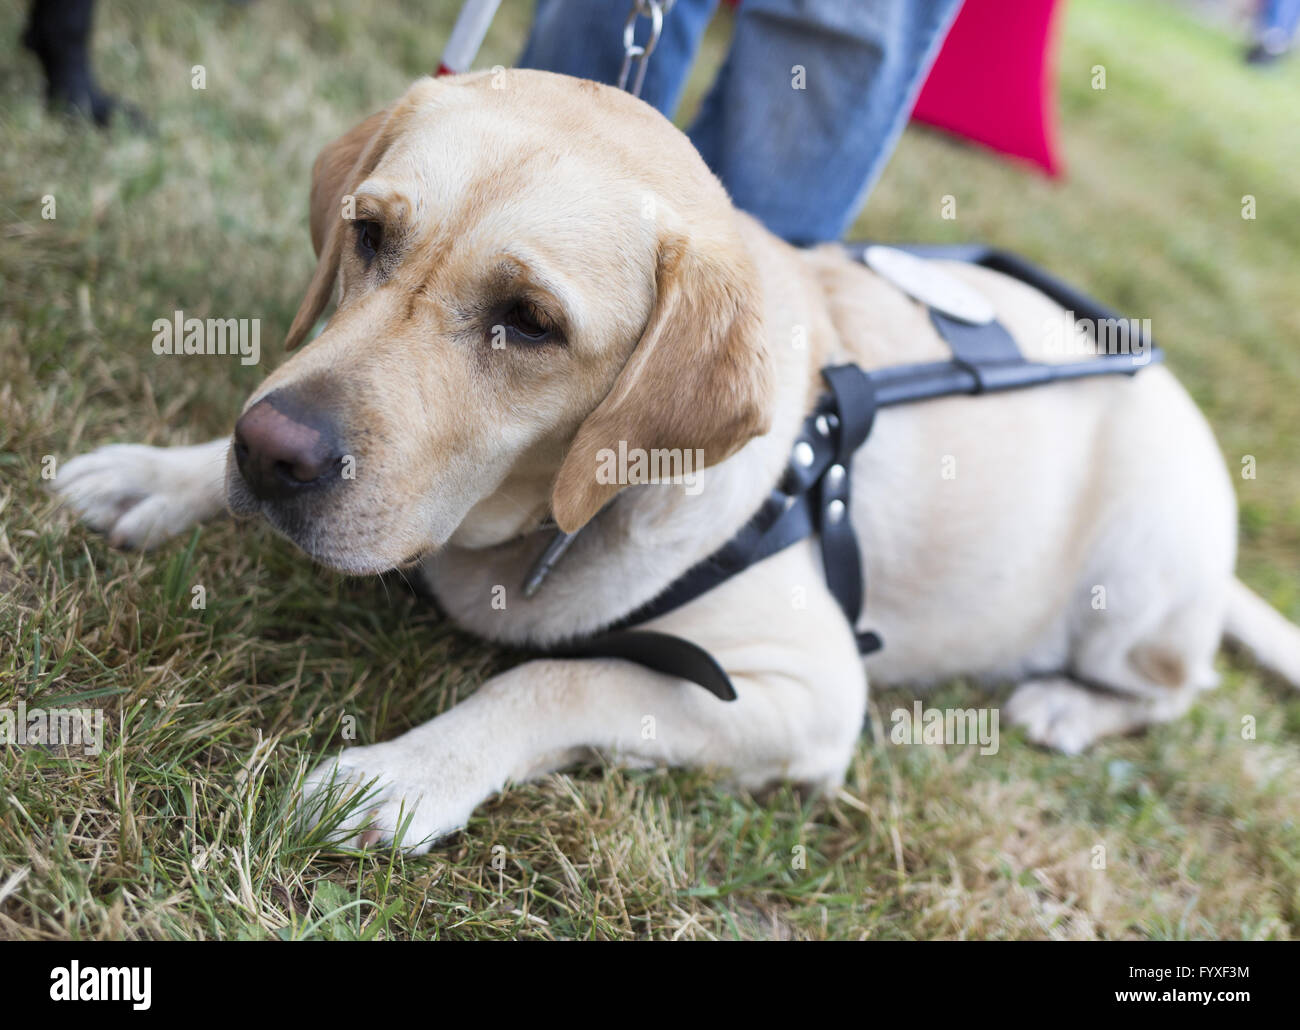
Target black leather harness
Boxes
[539,244,1164,700]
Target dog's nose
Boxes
[233,393,343,501]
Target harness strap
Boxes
[532,246,1163,701]
[931,311,1037,391]
[550,629,737,701]
[605,486,814,628]
[819,365,878,640]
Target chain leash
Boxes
[617,0,676,97]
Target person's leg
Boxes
[688,0,964,244]
[1249,0,1300,62]
[22,0,120,125]
[517,0,720,118]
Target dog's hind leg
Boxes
[1006,587,1226,753]
[1005,390,1238,753]
[52,437,230,549]
[1005,676,1199,755]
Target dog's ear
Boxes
[285,107,394,351]
[550,229,773,533]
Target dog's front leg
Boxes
[298,645,866,855]
[53,437,230,548]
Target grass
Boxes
[1,0,1299,940]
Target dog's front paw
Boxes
[52,439,229,549]
[297,741,484,855]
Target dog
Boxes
[53,70,1300,853]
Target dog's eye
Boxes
[354,220,383,263]
[502,302,555,344]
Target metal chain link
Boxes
[617,0,676,97]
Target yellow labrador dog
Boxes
[55,71,1300,852]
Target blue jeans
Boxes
[518,0,964,243]
[1259,0,1300,44]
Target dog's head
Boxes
[226,71,772,574]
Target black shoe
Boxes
[1245,31,1292,66]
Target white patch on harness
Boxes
[864,245,996,326]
